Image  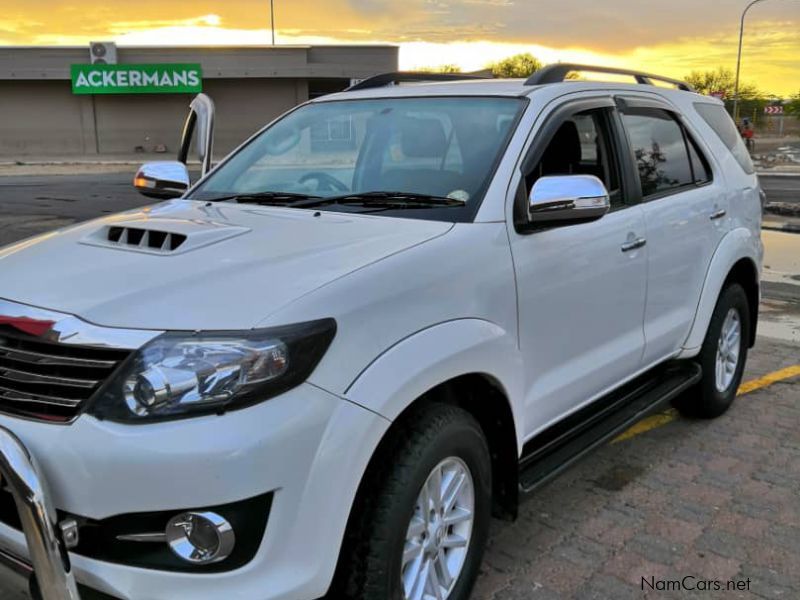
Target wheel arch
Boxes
[338,373,520,572]
[679,228,761,355]
[723,257,759,347]
[326,374,518,598]
[390,373,520,520]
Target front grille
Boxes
[0,326,131,422]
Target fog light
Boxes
[165,511,235,564]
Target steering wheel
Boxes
[299,172,348,192]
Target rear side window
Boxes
[621,109,694,198]
[693,103,754,174]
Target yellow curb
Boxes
[611,364,800,444]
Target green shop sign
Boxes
[71,63,202,95]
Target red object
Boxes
[743,129,754,139]
[0,316,55,337]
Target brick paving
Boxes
[475,336,800,600]
[0,341,796,600]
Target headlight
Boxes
[90,319,336,422]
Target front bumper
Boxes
[0,383,390,600]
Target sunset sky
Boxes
[2,1,799,95]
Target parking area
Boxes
[0,169,797,599]
[475,335,799,600]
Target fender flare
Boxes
[344,318,526,454]
[679,227,761,356]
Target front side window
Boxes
[191,96,525,221]
[527,109,623,207]
[621,109,694,198]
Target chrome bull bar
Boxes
[0,425,80,600]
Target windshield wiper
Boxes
[204,191,322,204]
[296,191,466,209]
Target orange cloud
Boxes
[1,1,798,95]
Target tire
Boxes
[334,403,492,600]
[674,283,750,419]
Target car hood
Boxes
[0,199,452,331]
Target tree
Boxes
[786,91,800,117]
[684,66,772,123]
[684,66,760,100]
[489,53,543,78]
[417,64,462,74]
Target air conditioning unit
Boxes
[89,41,117,65]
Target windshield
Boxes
[191,96,526,221]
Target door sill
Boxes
[518,361,701,494]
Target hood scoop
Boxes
[80,218,250,255]
[107,226,187,252]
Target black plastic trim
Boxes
[346,72,491,91]
[518,361,702,494]
[0,491,273,573]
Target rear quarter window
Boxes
[693,103,754,175]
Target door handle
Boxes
[621,237,647,252]
[709,209,727,220]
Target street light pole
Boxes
[733,0,766,123]
[270,0,276,45]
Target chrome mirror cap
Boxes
[528,174,611,226]
[133,161,190,199]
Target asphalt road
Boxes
[759,174,800,204]
[0,171,157,222]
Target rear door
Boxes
[616,97,725,364]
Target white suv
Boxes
[0,65,762,600]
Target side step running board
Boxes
[518,362,701,494]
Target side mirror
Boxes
[133,161,190,199]
[178,93,215,177]
[528,175,610,226]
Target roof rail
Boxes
[524,63,695,92]
[346,71,491,91]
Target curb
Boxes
[0,161,142,167]
[0,159,201,167]
[762,221,800,234]
[764,202,800,218]
[757,171,800,178]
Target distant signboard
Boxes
[71,63,202,95]
[764,105,784,115]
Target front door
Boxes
[509,101,648,434]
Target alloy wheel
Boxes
[715,308,741,393]
[401,457,475,600]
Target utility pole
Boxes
[733,0,798,122]
[733,0,766,123]
[270,0,276,45]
